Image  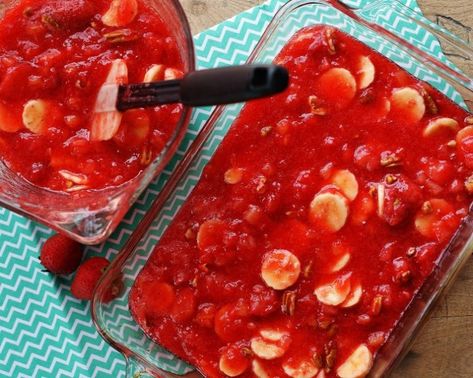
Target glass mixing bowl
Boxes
[0,0,195,245]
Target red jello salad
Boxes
[130,26,473,378]
[0,0,184,191]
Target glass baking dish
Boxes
[92,0,473,376]
[0,0,195,245]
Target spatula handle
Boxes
[116,64,289,111]
[180,64,289,106]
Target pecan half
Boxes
[419,86,438,115]
[104,29,140,44]
[281,290,296,316]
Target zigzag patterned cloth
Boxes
[0,0,459,377]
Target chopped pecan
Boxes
[419,86,438,115]
[104,29,140,44]
[397,270,412,285]
[312,352,323,370]
[260,126,272,137]
[23,7,34,17]
[327,323,338,337]
[281,290,296,316]
[41,14,61,30]
[385,174,398,185]
[359,87,375,104]
[421,200,433,214]
[380,152,402,168]
[140,147,152,165]
[324,27,337,55]
[371,295,383,316]
[256,176,267,193]
[324,341,337,371]
[241,347,253,357]
[309,95,327,115]
[465,174,473,194]
[317,317,334,330]
[303,260,313,278]
[185,228,196,241]
[189,277,198,287]
[406,247,417,258]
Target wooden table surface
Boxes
[178,1,473,377]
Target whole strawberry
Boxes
[71,257,110,300]
[40,234,83,275]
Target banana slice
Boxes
[91,59,128,141]
[251,337,286,360]
[0,103,21,132]
[102,0,138,27]
[331,252,351,273]
[260,329,288,341]
[164,68,184,80]
[143,64,165,83]
[224,168,244,184]
[331,169,359,201]
[283,357,320,378]
[341,284,363,308]
[357,56,375,89]
[309,191,349,233]
[282,358,319,378]
[423,117,459,137]
[314,273,351,306]
[336,344,373,378]
[252,360,270,378]
[22,99,51,134]
[317,68,357,108]
[390,87,425,123]
[316,370,326,378]
[456,125,473,144]
[261,249,301,290]
[415,199,454,240]
[219,348,249,377]
[196,219,226,251]
[251,328,291,360]
[58,170,88,185]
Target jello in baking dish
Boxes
[0,0,184,191]
[130,26,472,378]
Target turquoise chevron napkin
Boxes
[0,0,461,377]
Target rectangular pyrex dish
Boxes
[91,0,473,377]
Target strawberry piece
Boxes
[40,234,83,275]
[0,102,22,132]
[71,257,110,300]
[0,63,36,100]
[113,108,150,148]
[170,287,196,322]
[380,174,422,226]
[37,0,97,31]
[141,281,175,318]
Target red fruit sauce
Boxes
[130,26,473,378]
[0,0,184,191]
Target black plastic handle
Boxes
[116,64,289,111]
[180,64,289,106]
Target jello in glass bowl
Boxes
[0,0,194,244]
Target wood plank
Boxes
[179,0,264,34]
[178,1,473,376]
